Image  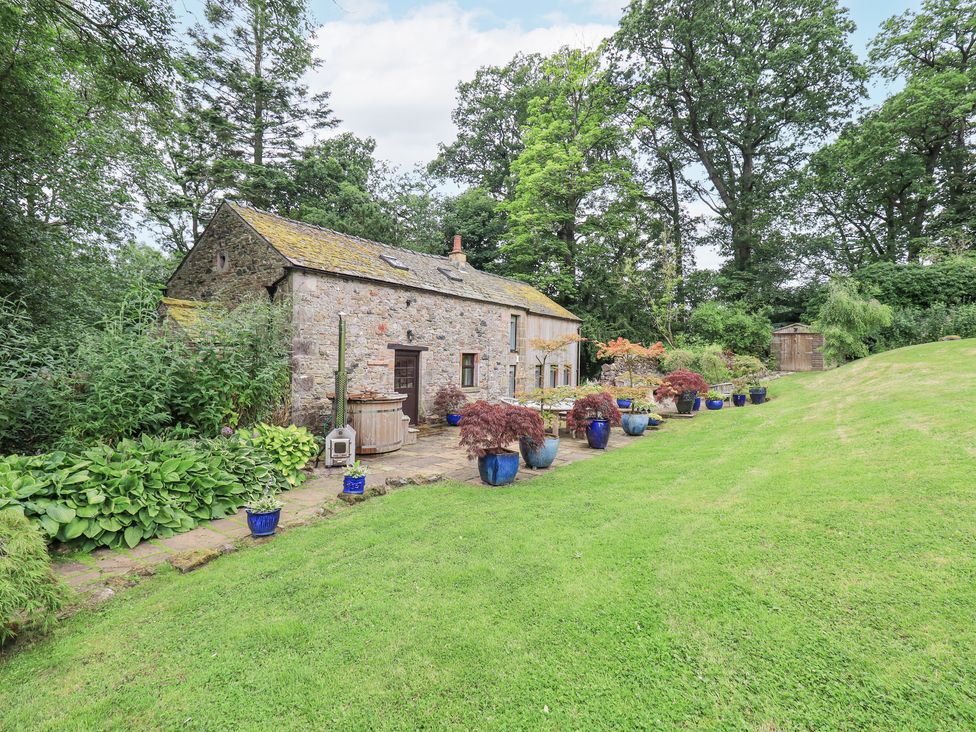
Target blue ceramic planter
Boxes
[706,399,724,410]
[648,417,663,427]
[478,451,520,485]
[343,475,365,494]
[621,413,649,436]
[446,413,462,426]
[519,435,560,469]
[732,394,747,407]
[246,508,281,537]
[616,398,633,409]
[586,419,611,449]
[692,396,702,411]
[749,387,767,404]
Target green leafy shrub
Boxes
[814,280,893,364]
[1,508,67,644]
[731,355,765,378]
[660,348,696,373]
[852,256,976,309]
[238,424,318,487]
[0,435,277,551]
[688,301,772,356]
[697,345,731,384]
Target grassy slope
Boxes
[2,341,975,731]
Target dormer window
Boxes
[437,266,463,282]
[380,254,409,271]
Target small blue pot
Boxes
[706,399,724,410]
[446,413,462,426]
[478,451,520,486]
[648,417,663,427]
[616,398,633,409]
[692,396,702,411]
[246,509,281,537]
[750,388,767,405]
[732,394,747,407]
[621,413,649,436]
[343,475,366,494]
[586,419,611,449]
[519,435,560,469]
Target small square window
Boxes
[437,266,463,282]
[380,254,409,271]
[461,353,477,388]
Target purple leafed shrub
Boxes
[458,401,545,459]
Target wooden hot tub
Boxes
[345,393,408,454]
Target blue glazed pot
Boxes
[519,435,560,469]
[446,413,462,426]
[621,413,649,436]
[692,396,702,411]
[676,391,696,415]
[616,398,633,409]
[648,417,663,427]
[343,475,366,494]
[478,451,520,486]
[706,399,724,410]
[749,387,767,405]
[732,394,747,407]
[246,508,281,537]
[586,419,611,449]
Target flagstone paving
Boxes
[52,424,644,593]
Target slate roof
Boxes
[227,202,580,322]
[160,297,210,331]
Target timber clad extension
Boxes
[165,202,582,426]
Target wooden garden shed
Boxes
[771,323,825,371]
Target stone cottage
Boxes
[164,202,582,427]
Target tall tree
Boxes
[614,0,866,277]
[440,188,507,270]
[190,0,336,208]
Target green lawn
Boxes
[2,341,976,730]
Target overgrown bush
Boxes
[688,301,772,356]
[0,509,67,644]
[660,348,696,373]
[814,280,893,364]
[874,303,976,351]
[661,345,732,383]
[852,256,976,309]
[237,424,318,487]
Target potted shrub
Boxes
[433,385,467,426]
[596,338,665,408]
[245,492,283,537]
[516,387,567,469]
[705,390,725,410]
[749,380,768,404]
[342,461,367,494]
[568,391,622,449]
[731,378,748,407]
[654,369,708,415]
[647,412,664,427]
[459,401,545,486]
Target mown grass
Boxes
[2,341,975,730]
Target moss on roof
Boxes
[160,297,210,331]
[229,203,580,321]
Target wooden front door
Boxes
[394,350,420,424]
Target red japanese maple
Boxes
[567,391,622,438]
[458,401,545,459]
[653,369,709,401]
[432,385,467,419]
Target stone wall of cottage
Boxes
[166,205,288,304]
[290,270,581,425]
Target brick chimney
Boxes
[449,234,467,268]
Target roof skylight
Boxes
[437,267,464,282]
[379,254,409,271]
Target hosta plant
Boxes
[344,461,367,478]
[247,493,283,513]
[567,392,622,438]
[239,424,318,487]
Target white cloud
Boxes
[309,2,615,169]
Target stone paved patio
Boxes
[53,424,643,592]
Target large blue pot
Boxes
[446,413,462,426]
[586,419,611,449]
[621,413,649,436]
[246,508,281,537]
[676,391,696,415]
[519,435,560,469]
[478,451,520,486]
[706,399,724,410]
[616,398,633,409]
[749,387,767,404]
[692,396,702,411]
[343,475,365,494]
[732,394,747,407]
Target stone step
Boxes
[404,427,419,445]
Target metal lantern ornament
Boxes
[324,312,356,468]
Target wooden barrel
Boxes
[346,394,407,454]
